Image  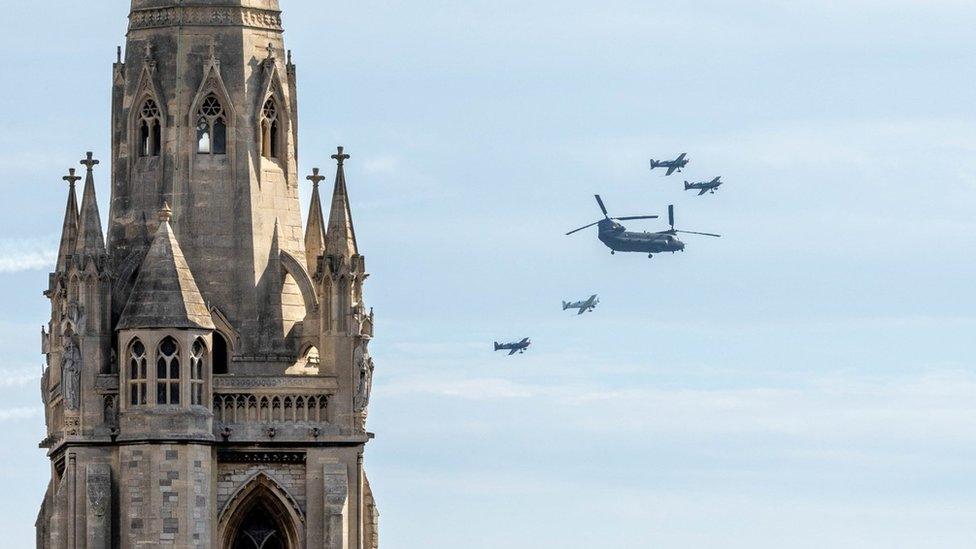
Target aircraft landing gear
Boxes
[648,253,654,259]
[611,250,615,255]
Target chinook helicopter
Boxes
[566,195,720,258]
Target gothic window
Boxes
[197,94,227,155]
[231,504,286,549]
[156,336,181,405]
[128,340,148,406]
[190,339,206,406]
[260,97,280,160]
[138,98,162,157]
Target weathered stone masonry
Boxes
[36,2,380,548]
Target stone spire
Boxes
[325,147,359,260]
[75,152,106,256]
[304,168,327,274]
[117,204,214,331]
[56,168,81,272]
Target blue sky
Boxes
[3,1,976,547]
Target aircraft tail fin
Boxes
[493,342,501,351]
[684,181,692,190]
[562,301,569,310]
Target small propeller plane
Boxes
[563,295,599,315]
[685,176,723,196]
[566,196,720,259]
[494,338,531,355]
[649,153,689,176]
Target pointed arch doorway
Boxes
[218,473,304,549]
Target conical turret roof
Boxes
[304,168,327,274]
[75,153,106,256]
[325,147,359,259]
[117,205,215,331]
[55,169,80,273]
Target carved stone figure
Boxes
[61,338,82,410]
[354,340,374,412]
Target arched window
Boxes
[138,98,162,157]
[231,504,286,549]
[156,336,181,405]
[128,339,148,406]
[190,339,206,406]
[213,332,229,375]
[197,94,227,155]
[260,98,279,160]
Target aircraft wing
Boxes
[698,189,708,196]
[577,307,587,315]
[508,348,518,356]
[519,337,530,345]
[676,153,687,162]
[665,165,679,176]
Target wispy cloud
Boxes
[0,407,41,422]
[377,369,976,443]
[0,368,41,388]
[0,237,57,273]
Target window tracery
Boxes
[156,336,181,405]
[260,97,280,160]
[197,94,227,155]
[128,340,147,406]
[138,98,162,157]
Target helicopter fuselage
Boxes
[597,220,684,254]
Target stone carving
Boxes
[86,465,110,518]
[60,300,85,336]
[214,376,334,390]
[86,464,112,549]
[129,7,283,31]
[217,451,306,464]
[353,340,374,412]
[213,393,329,424]
[60,338,82,410]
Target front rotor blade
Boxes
[668,205,675,228]
[565,220,601,235]
[614,215,659,221]
[594,195,609,217]
[675,230,721,238]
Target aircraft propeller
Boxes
[565,195,659,235]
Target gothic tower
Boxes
[37,2,379,547]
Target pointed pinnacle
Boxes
[62,168,81,188]
[159,202,173,223]
[331,146,350,167]
[307,168,327,188]
[80,152,100,172]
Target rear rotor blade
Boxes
[614,215,659,221]
[675,230,721,238]
[565,220,602,236]
[668,205,675,229]
[594,195,609,217]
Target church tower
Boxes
[37,2,380,548]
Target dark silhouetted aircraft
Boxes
[566,196,720,258]
[650,153,689,176]
[563,295,599,315]
[494,338,531,355]
[685,176,723,195]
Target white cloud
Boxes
[0,407,41,421]
[0,237,57,273]
[377,369,976,443]
[0,368,41,388]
